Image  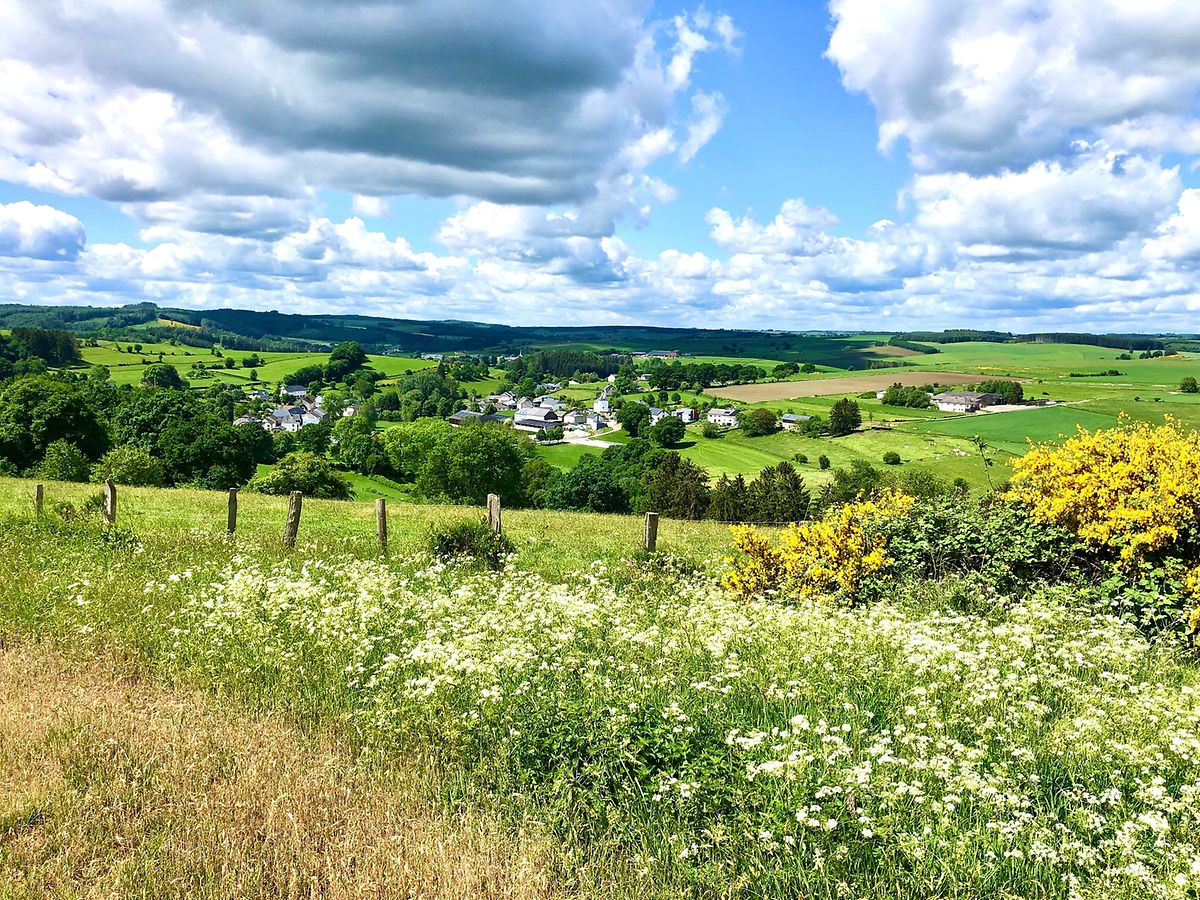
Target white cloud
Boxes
[0,201,86,260]
[827,0,1200,172]
[351,195,390,218]
[679,91,727,163]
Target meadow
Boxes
[2,473,1200,898]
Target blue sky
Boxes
[1,0,1200,332]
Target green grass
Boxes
[901,405,1121,454]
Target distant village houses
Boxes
[932,391,1004,413]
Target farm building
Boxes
[932,391,1004,413]
[707,407,740,427]
[448,410,509,426]
[781,413,814,430]
[514,407,561,428]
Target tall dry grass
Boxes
[0,644,559,900]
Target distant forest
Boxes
[0,302,1189,357]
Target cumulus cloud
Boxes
[0,0,734,234]
[908,149,1182,259]
[0,201,86,261]
[827,0,1200,172]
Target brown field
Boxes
[862,344,924,357]
[708,370,985,403]
[0,646,558,899]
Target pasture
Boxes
[707,370,981,403]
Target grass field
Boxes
[707,370,982,402]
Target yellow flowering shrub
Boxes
[1184,566,1200,640]
[726,492,915,603]
[1007,419,1200,570]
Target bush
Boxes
[726,492,915,603]
[247,452,352,500]
[426,520,514,570]
[1181,376,1198,394]
[92,445,166,486]
[34,440,92,483]
[793,453,808,464]
[700,421,722,439]
[882,450,901,465]
[818,454,830,470]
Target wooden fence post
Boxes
[643,511,659,553]
[376,498,388,554]
[487,493,502,533]
[34,483,44,518]
[283,491,302,550]
[227,488,238,535]
[102,479,117,527]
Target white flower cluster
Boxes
[159,558,1200,896]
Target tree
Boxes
[520,459,562,508]
[142,363,186,389]
[34,440,92,482]
[416,423,534,504]
[646,453,710,519]
[545,454,629,513]
[325,341,369,381]
[0,376,110,471]
[91,445,166,486]
[617,403,651,437]
[882,450,901,465]
[649,415,686,447]
[741,407,780,437]
[828,398,862,436]
[746,462,809,523]
[823,460,885,505]
[800,362,817,374]
[708,474,749,522]
[1181,377,1198,394]
[248,452,352,500]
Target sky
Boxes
[1,0,1200,333]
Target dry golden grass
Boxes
[707,370,983,403]
[0,644,560,900]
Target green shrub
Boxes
[792,452,808,464]
[882,450,901,465]
[426,520,514,570]
[818,454,830,470]
[700,421,721,439]
[34,440,92,483]
[92,445,166,486]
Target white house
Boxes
[516,396,535,410]
[648,407,668,425]
[281,384,308,399]
[342,403,361,418]
[606,374,617,383]
[707,407,740,427]
[932,391,1004,413]
[233,415,260,427]
[781,413,813,431]
[301,408,328,427]
[561,409,588,426]
[585,411,608,431]
[536,395,566,410]
[266,408,303,432]
[673,407,697,424]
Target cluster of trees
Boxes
[643,360,768,391]
[503,349,624,380]
[0,371,272,489]
[880,384,932,409]
[770,361,819,378]
[974,380,1024,403]
[281,341,375,394]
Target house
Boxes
[585,411,608,431]
[707,407,740,427]
[561,409,588,426]
[281,384,308,399]
[535,395,565,410]
[875,390,887,400]
[267,408,302,432]
[487,391,517,409]
[516,396,535,410]
[648,407,668,425]
[514,407,561,428]
[673,407,697,424]
[781,413,814,430]
[537,382,562,393]
[301,408,328,427]
[342,403,362,418]
[448,410,509,426]
[932,391,1004,413]
[606,374,617,383]
[248,389,271,402]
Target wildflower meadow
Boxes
[3,419,1200,898]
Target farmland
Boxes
[707,370,981,402]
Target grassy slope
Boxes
[0,476,732,579]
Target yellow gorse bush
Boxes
[1185,566,1200,639]
[1007,418,1200,570]
[726,491,915,603]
